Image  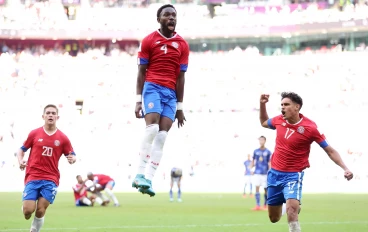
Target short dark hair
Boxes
[281,92,303,110]
[43,104,58,114]
[76,175,81,179]
[259,136,266,140]
[157,4,176,18]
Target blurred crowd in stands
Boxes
[0,0,367,192]
[0,0,368,31]
[0,44,366,185]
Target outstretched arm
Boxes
[323,145,353,180]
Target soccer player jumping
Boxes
[132,4,189,197]
[17,104,76,232]
[259,92,353,232]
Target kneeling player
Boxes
[87,172,120,206]
[73,175,98,206]
[170,167,183,202]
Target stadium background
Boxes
[0,0,367,194]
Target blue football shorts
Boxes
[75,198,89,207]
[142,82,177,122]
[267,168,304,206]
[22,180,58,204]
[104,180,115,189]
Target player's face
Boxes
[158,7,177,32]
[259,138,266,147]
[87,174,93,181]
[42,107,59,126]
[281,98,299,120]
[77,176,83,183]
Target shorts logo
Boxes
[54,140,60,146]
[23,192,27,197]
[171,42,179,49]
[148,102,154,109]
[297,126,305,134]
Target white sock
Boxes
[95,191,109,201]
[282,203,286,216]
[30,216,44,232]
[289,221,301,232]
[81,197,92,206]
[137,124,159,175]
[104,188,119,205]
[95,196,103,205]
[145,131,168,181]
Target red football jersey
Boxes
[267,114,328,172]
[137,30,190,90]
[22,127,75,186]
[73,183,87,200]
[93,174,113,186]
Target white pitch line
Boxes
[1,221,367,231]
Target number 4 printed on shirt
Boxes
[285,128,295,139]
[160,44,168,54]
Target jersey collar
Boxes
[286,114,304,125]
[43,126,58,136]
[157,29,177,40]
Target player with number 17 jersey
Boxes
[22,127,75,186]
[268,114,327,173]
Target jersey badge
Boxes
[38,139,43,142]
[171,42,179,49]
[297,126,305,134]
[54,140,60,146]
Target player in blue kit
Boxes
[243,154,253,198]
[251,136,271,211]
[170,167,183,202]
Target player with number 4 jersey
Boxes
[17,104,76,232]
[259,92,353,232]
[132,4,189,197]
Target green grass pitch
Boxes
[0,193,367,232]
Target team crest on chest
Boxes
[297,126,305,134]
[171,42,179,49]
[54,140,60,146]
